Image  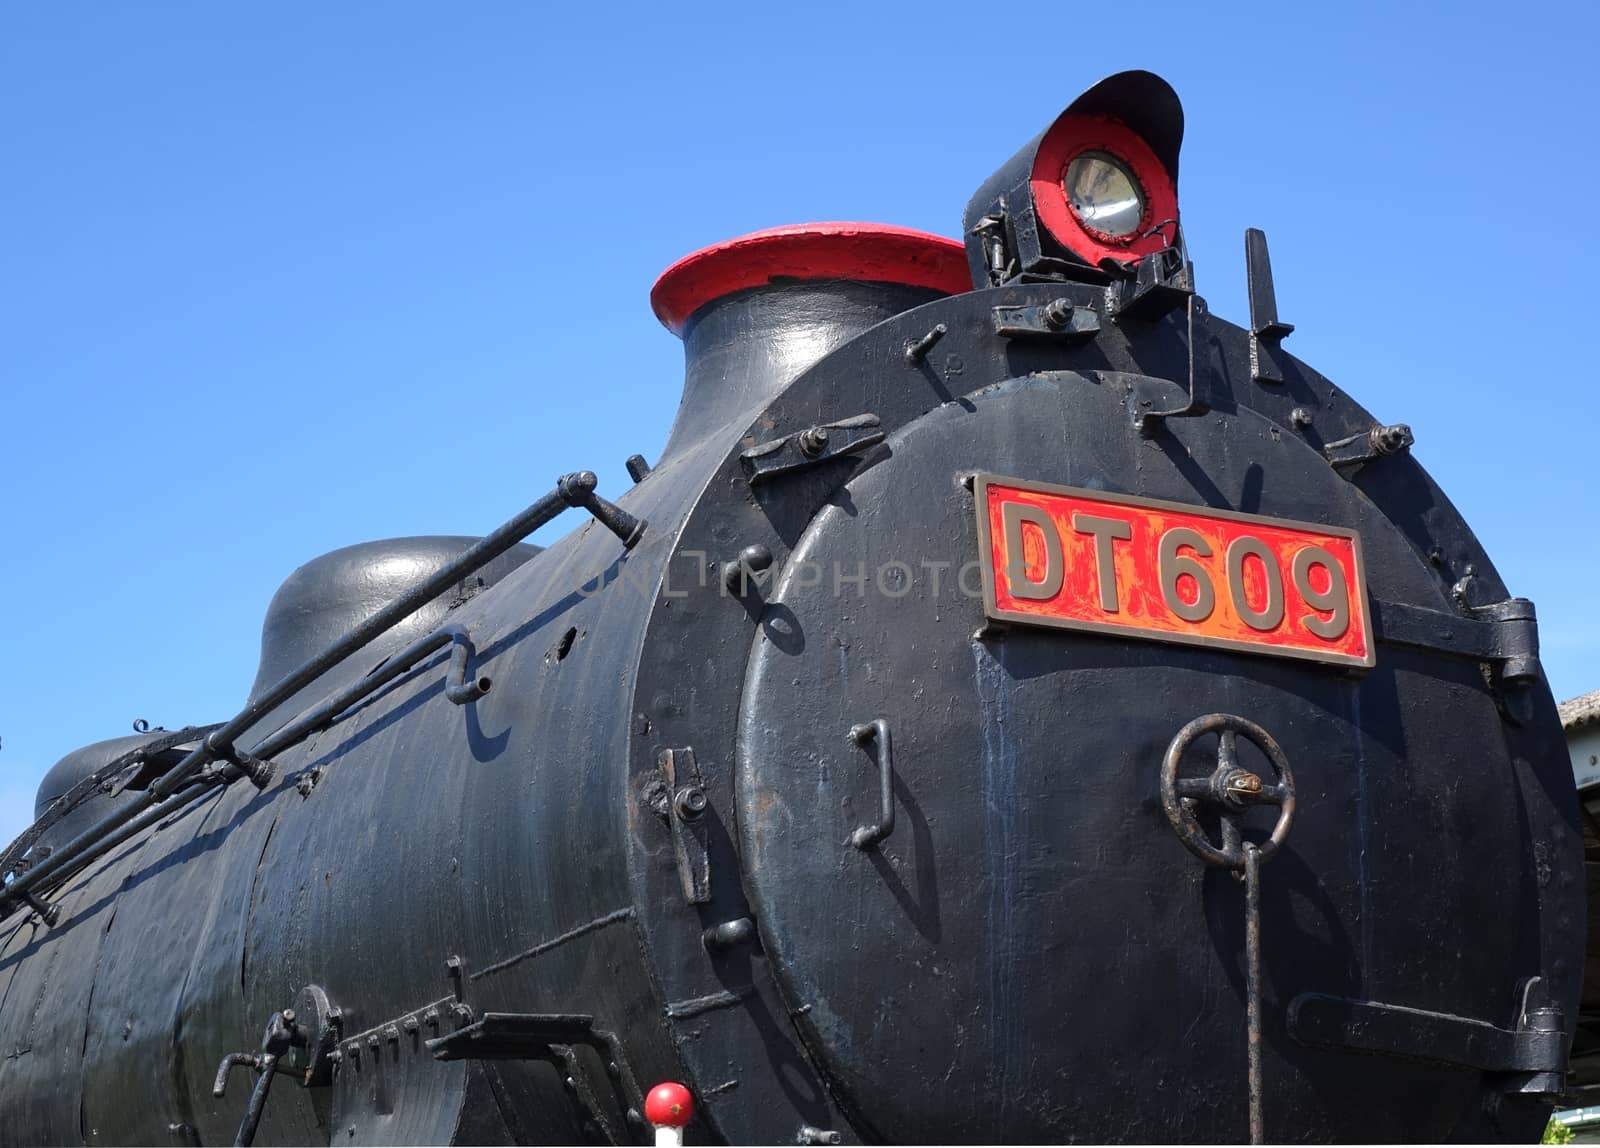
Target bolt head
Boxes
[674,785,708,819]
[798,427,829,457]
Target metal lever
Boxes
[847,720,895,850]
[213,1009,305,1147]
[1159,713,1297,1145]
[1246,228,1294,385]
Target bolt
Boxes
[722,544,774,591]
[797,427,830,457]
[904,323,948,365]
[703,917,757,951]
[1042,298,1074,329]
[1225,770,1264,796]
[1372,423,1414,454]
[674,785,708,819]
[282,1009,296,1025]
[798,1127,842,1146]
[1290,407,1313,429]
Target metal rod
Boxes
[213,1052,263,1097]
[1244,841,1263,1146]
[1,475,637,916]
[254,625,474,759]
[233,1052,279,1147]
[847,719,895,850]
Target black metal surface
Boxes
[0,68,1582,1148]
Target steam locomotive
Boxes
[0,70,1581,1145]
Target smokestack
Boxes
[649,223,971,463]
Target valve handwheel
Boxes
[1160,712,1295,869]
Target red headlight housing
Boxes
[1029,112,1179,268]
[962,70,1184,286]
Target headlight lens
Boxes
[1064,152,1145,239]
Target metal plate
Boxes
[736,372,1530,1142]
[974,475,1375,668]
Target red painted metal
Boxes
[645,1081,694,1127]
[978,477,1374,667]
[1029,113,1178,267]
[650,222,970,334]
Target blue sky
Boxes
[2,1,1596,845]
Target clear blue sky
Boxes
[3,1,1596,846]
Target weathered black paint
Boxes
[0,70,1581,1146]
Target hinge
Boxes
[740,414,884,483]
[1371,597,1541,683]
[1288,978,1567,1096]
[991,298,1101,343]
[1323,423,1414,470]
[656,747,711,904]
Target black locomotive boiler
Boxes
[0,71,1581,1145]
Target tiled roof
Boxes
[1560,690,1600,732]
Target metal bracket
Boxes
[1131,293,1210,437]
[990,298,1100,343]
[1245,228,1294,385]
[658,747,711,904]
[428,1012,647,1143]
[340,995,466,1069]
[1288,981,1567,1095]
[1323,423,1413,470]
[1106,246,1193,322]
[740,414,884,482]
[1371,597,1540,682]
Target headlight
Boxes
[1064,151,1145,239]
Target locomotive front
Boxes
[0,70,1580,1145]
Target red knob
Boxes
[645,1082,694,1128]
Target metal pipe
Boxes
[1,474,640,916]
[1244,842,1263,1146]
[233,1052,279,1147]
[213,1052,263,1097]
[253,625,474,759]
[444,627,491,704]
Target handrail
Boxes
[0,472,644,923]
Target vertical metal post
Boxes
[1243,842,1263,1146]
